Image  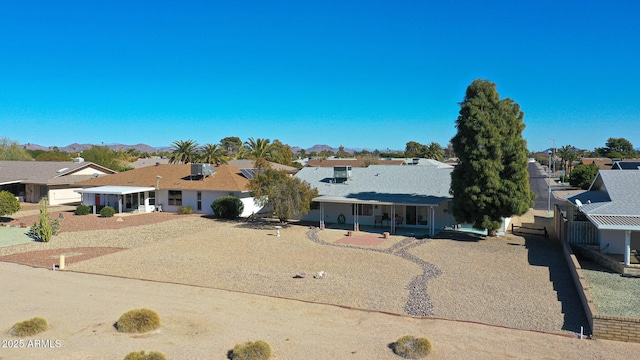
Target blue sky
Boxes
[1,1,639,152]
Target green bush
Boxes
[392,335,432,359]
[177,205,194,215]
[0,190,20,217]
[116,308,162,333]
[124,351,167,360]
[100,206,116,218]
[211,196,244,219]
[231,340,272,360]
[10,317,48,337]
[75,204,91,215]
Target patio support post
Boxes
[354,203,358,231]
[430,206,435,237]
[319,203,325,229]
[391,206,396,234]
[625,230,632,266]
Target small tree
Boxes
[570,163,599,190]
[249,169,318,222]
[0,190,20,218]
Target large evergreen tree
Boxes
[450,79,534,235]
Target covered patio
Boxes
[75,186,157,214]
[314,194,450,238]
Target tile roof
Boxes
[0,161,116,185]
[295,164,453,206]
[75,164,250,192]
[228,159,298,173]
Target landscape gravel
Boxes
[2,210,590,336]
[579,258,640,318]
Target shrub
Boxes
[211,196,244,219]
[231,340,272,360]
[0,190,20,217]
[100,206,116,218]
[124,351,167,360]
[392,335,432,359]
[116,308,162,333]
[10,317,48,337]
[75,204,91,215]
[177,205,193,215]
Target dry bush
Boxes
[392,335,432,359]
[10,317,48,337]
[231,340,272,360]
[123,350,167,360]
[116,308,162,333]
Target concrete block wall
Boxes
[592,315,640,342]
[561,238,640,342]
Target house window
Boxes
[197,191,202,211]
[168,190,182,206]
[148,191,155,205]
[352,204,373,216]
[310,201,320,210]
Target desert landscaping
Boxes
[2,207,640,359]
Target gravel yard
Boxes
[410,231,589,335]
[1,209,590,336]
[579,258,640,318]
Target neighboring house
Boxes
[305,158,407,167]
[0,160,116,205]
[129,157,170,168]
[580,158,613,170]
[74,163,260,216]
[612,160,640,170]
[227,159,299,175]
[567,170,640,268]
[295,164,459,237]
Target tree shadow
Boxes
[524,234,590,334]
[432,230,483,242]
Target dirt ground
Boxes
[3,209,640,359]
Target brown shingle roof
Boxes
[76,164,250,192]
[581,158,613,170]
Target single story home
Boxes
[74,163,260,216]
[294,163,458,236]
[567,170,640,266]
[0,160,116,205]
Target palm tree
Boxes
[199,143,229,165]
[557,145,574,174]
[424,142,445,161]
[242,137,277,161]
[169,139,199,164]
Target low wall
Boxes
[561,238,640,342]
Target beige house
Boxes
[0,160,116,205]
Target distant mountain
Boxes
[25,143,163,153]
[23,142,401,155]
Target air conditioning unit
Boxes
[333,166,352,179]
[191,163,215,177]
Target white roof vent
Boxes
[57,167,69,173]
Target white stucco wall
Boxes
[600,229,627,254]
[48,187,82,205]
